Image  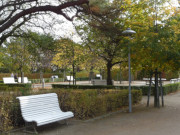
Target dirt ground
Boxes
[10,91,180,135]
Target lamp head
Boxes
[122,28,136,36]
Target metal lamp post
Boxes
[122,28,136,113]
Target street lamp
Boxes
[122,28,136,113]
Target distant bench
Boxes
[143,78,166,85]
[170,78,180,83]
[66,76,75,81]
[18,77,31,83]
[3,77,17,84]
[3,77,31,84]
[17,93,74,134]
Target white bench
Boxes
[96,74,102,80]
[170,79,178,83]
[3,77,17,84]
[178,78,180,82]
[18,77,31,83]
[66,76,75,81]
[91,79,107,85]
[51,75,58,79]
[17,93,74,133]
[143,78,166,85]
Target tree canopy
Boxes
[52,38,85,70]
[74,0,179,84]
[2,37,32,74]
[130,0,180,73]
[75,0,129,85]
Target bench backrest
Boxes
[143,78,166,81]
[18,77,30,83]
[66,76,74,81]
[3,77,17,84]
[17,93,62,121]
[96,74,102,80]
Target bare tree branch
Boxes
[0,0,89,45]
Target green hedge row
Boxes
[0,89,142,132]
[52,82,180,95]
[75,77,89,81]
[29,78,64,83]
[0,83,32,92]
[163,83,180,95]
[52,84,115,89]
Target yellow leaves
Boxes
[52,38,87,69]
[90,6,100,13]
[125,0,132,5]
[164,8,171,15]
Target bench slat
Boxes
[21,108,62,116]
[3,77,17,84]
[20,99,59,108]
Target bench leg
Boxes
[64,120,69,125]
[24,122,38,134]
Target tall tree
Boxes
[3,38,32,78]
[75,0,177,85]
[75,0,130,85]
[26,32,56,82]
[52,38,87,84]
[129,0,180,74]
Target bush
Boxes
[0,89,142,132]
[76,77,89,81]
[0,83,31,92]
[163,83,180,95]
[0,86,8,91]
[29,78,64,83]
[52,83,180,95]
[52,84,115,89]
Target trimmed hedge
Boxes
[0,89,142,132]
[52,82,180,95]
[0,83,31,92]
[163,83,180,95]
[76,77,89,81]
[52,84,115,89]
[29,78,64,83]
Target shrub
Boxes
[52,83,180,95]
[52,84,115,89]
[0,86,8,91]
[29,78,64,84]
[0,83,31,92]
[0,89,142,132]
[163,83,180,95]
[76,77,89,81]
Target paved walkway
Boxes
[11,91,180,135]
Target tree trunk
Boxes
[72,63,75,85]
[21,72,24,83]
[40,69,43,84]
[107,62,113,85]
[20,67,24,83]
[63,69,66,82]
